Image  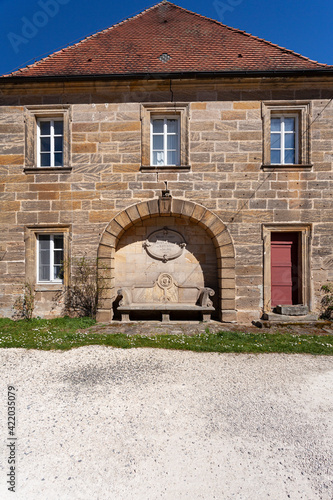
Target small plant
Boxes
[13,282,35,320]
[58,257,107,318]
[320,283,333,320]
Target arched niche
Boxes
[97,198,235,323]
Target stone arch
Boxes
[96,198,236,323]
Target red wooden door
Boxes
[271,232,299,307]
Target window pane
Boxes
[153,151,164,166]
[285,133,295,149]
[58,267,64,280]
[54,265,63,280]
[39,266,50,281]
[167,135,177,150]
[54,137,63,152]
[54,235,63,249]
[40,250,50,265]
[271,118,281,132]
[39,235,50,248]
[152,119,163,133]
[40,153,51,167]
[167,119,178,133]
[284,117,295,131]
[271,150,281,164]
[40,121,50,135]
[152,135,163,150]
[41,136,50,152]
[270,133,280,149]
[285,150,295,164]
[167,150,177,165]
[54,121,63,135]
[54,251,63,265]
[54,153,63,167]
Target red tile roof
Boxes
[5,1,329,78]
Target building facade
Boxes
[1,2,332,323]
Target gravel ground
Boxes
[1,347,332,499]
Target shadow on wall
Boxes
[113,216,219,320]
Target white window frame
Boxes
[261,101,312,170]
[37,118,64,168]
[270,114,298,165]
[37,234,64,283]
[150,115,180,166]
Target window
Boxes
[270,115,298,164]
[37,234,64,283]
[25,226,70,288]
[141,104,189,170]
[262,101,312,170]
[37,119,64,167]
[151,116,180,166]
[24,105,71,172]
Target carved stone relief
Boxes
[143,227,186,262]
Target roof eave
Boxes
[2,68,333,83]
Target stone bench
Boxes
[116,272,215,322]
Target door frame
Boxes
[262,224,311,313]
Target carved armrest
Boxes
[117,287,132,306]
[198,287,215,307]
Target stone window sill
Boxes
[140,165,191,173]
[24,167,72,174]
[35,284,64,292]
[261,164,313,172]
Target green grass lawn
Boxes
[0,317,332,355]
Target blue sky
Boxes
[0,0,332,76]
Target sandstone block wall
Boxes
[0,78,332,322]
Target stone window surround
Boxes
[25,225,71,291]
[262,224,311,313]
[24,105,71,173]
[140,103,190,171]
[261,101,312,171]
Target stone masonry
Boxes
[0,76,332,322]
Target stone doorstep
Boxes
[275,305,309,316]
[261,312,318,323]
